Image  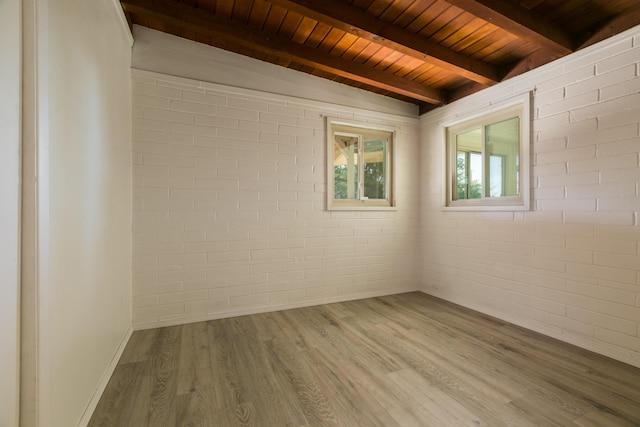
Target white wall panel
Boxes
[21,0,133,424]
[0,0,22,425]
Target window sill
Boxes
[328,201,397,211]
[443,199,529,211]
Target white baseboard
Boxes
[77,327,133,426]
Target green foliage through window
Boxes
[445,93,530,211]
[456,154,481,199]
[328,119,394,209]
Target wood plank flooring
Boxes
[89,292,640,426]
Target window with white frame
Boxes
[445,93,530,210]
[327,118,395,210]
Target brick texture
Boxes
[132,70,420,328]
[420,28,640,368]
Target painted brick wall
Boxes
[420,28,640,368]
[132,69,420,329]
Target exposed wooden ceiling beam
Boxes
[577,6,640,50]
[447,81,488,104]
[267,0,501,86]
[445,0,574,56]
[120,0,447,105]
[500,48,560,81]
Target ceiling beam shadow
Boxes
[268,0,501,86]
[445,0,574,55]
[577,6,640,49]
[121,0,447,105]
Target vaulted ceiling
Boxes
[120,0,640,113]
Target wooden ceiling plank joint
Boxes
[266,0,501,85]
[120,0,447,105]
[577,6,640,50]
[121,0,640,110]
[445,0,574,55]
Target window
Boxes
[445,94,530,210]
[327,118,395,210]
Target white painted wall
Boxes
[130,30,420,329]
[21,0,133,425]
[0,0,22,425]
[132,26,418,118]
[420,26,640,368]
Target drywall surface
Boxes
[420,26,640,368]
[27,1,133,424]
[0,0,21,425]
[130,69,420,328]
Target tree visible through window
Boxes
[445,93,530,211]
[456,151,482,200]
[327,119,394,210]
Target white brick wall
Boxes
[420,27,640,368]
[132,69,420,329]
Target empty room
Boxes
[3,0,640,426]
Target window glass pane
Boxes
[445,94,529,210]
[489,155,504,197]
[328,119,394,210]
[455,129,482,199]
[456,152,467,200]
[486,117,519,197]
[469,152,482,199]
[333,134,359,200]
[363,138,386,199]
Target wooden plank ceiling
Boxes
[120,0,640,113]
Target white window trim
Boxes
[443,92,531,211]
[326,117,397,211]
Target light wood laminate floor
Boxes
[89,292,640,426]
